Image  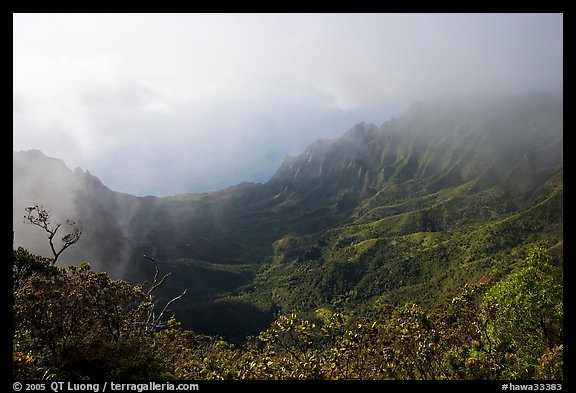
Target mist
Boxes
[13,13,562,197]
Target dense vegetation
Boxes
[13,94,563,379]
[13,243,562,380]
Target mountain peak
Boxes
[13,93,563,342]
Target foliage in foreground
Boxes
[13,245,562,380]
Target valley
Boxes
[13,93,563,344]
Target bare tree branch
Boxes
[142,253,187,329]
[24,204,82,264]
[153,288,187,328]
[144,254,172,296]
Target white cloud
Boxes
[13,13,563,195]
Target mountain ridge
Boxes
[13,93,563,342]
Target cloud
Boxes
[13,13,563,196]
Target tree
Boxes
[24,204,81,264]
[481,245,563,379]
[433,283,501,379]
[14,207,188,379]
[12,248,171,379]
[143,253,187,329]
[13,247,59,292]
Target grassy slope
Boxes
[239,171,562,323]
[137,95,564,341]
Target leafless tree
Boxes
[143,251,187,329]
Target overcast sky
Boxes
[13,13,563,196]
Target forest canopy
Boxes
[13,244,562,380]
